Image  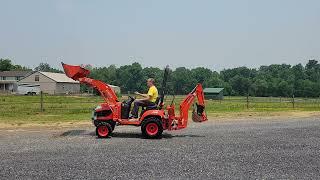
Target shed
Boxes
[19,71,80,94]
[203,88,224,100]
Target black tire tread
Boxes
[141,117,163,139]
[96,123,112,138]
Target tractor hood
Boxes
[61,62,90,81]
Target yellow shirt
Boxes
[147,85,158,103]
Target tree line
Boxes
[1,58,320,97]
[79,60,320,98]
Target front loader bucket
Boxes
[192,103,208,122]
[61,62,90,81]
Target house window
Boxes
[35,75,39,81]
[3,77,6,80]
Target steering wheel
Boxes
[128,95,135,101]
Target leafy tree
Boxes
[278,81,292,97]
[115,62,144,93]
[0,59,14,71]
[3,58,320,97]
[191,67,212,87]
[35,63,62,73]
[229,75,251,96]
[305,60,320,82]
[172,67,195,94]
[0,58,30,71]
[252,79,268,97]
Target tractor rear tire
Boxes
[141,117,163,139]
[96,123,112,138]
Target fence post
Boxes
[40,91,44,112]
[292,94,295,109]
[246,94,249,109]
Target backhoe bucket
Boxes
[192,103,208,122]
[61,62,90,81]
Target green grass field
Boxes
[0,94,320,126]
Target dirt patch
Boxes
[0,121,91,130]
[1,111,319,130]
[60,130,87,137]
[207,111,320,122]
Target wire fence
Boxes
[1,93,320,116]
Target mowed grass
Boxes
[0,94,320,125]
[0,95,102,125]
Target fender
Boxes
[94,103,113,121]
[140,110,165,121]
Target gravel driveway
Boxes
[1,117,320,179]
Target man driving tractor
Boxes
[130,78,158,119]
[62,62,207,138]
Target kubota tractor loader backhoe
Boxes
[62,62,207,138]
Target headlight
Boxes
[95,105,102,110]
[92,111,97,120]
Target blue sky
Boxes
[0,0,319,70]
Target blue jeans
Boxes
[131,100,155,117]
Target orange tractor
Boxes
[62,63,208,138]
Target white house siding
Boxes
[18,72,57,94]
[55,82,80,94]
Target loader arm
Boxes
[178,83,207,129]
[61,63,118,105]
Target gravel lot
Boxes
[1,117,320,179]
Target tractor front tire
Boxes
[96,123,112,138]
[106,120,116,131]
[141,117,163,139]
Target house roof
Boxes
[203,88,224,93]
[0,71,32,77]
[39,72,79,83]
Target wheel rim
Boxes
[97,125,109,137]
[146,123,159,136]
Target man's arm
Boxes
[135,91,151,100]
[134,91,148,98]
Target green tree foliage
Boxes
[34,63,62,73]
[0,58,30,71]
[86,60,320,97]
[0,59,14,71]
[3,58,320,97]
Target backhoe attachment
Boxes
[167,83,208,130]
[180,83,208,127]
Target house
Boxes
[109,84,121,95]
[203,88,224,100]
[19,71,80,94]
[0,71,32,92]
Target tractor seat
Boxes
[145,97,161,110]
[145,103,158,110]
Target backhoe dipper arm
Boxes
[178,83,207,128]
[61,63,118,105]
